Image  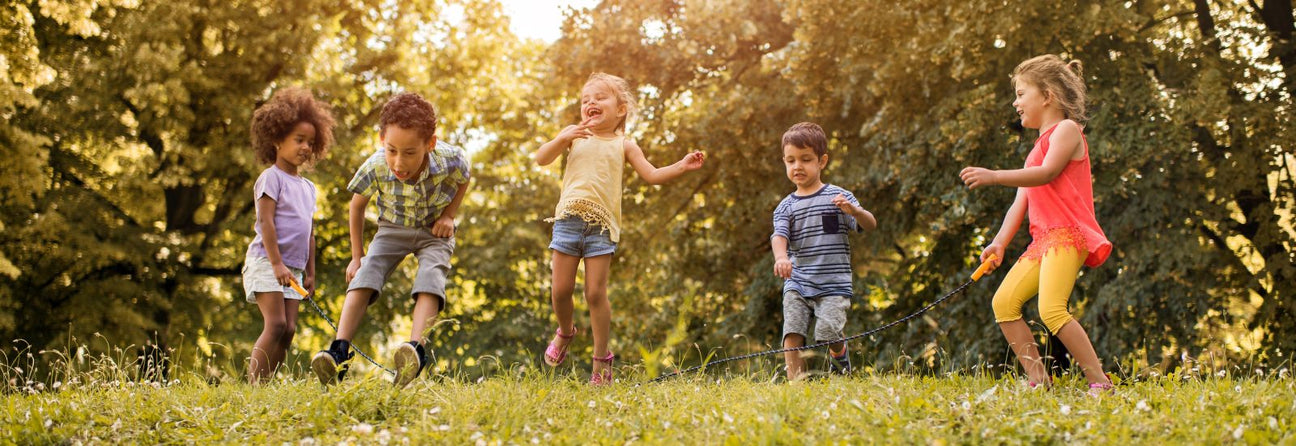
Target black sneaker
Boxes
[828,345,852,375]
[311,340,353,385]
[393,341,429,388]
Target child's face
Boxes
[1012,80,1050,129]
[381,125,433,181]
[276,121,317,167]
[782,144,827,189]
[580,81,626,132]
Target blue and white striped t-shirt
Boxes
[771,184,863,298]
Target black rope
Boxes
[304,297,397,376]
[646,278,976,384]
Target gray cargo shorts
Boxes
[782,290,850,342]
[348,220,454,310]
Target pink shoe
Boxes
[543,327,577,367]
[1087,374,1115,396]
[590,352,615,385]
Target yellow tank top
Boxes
[553,135,624,242]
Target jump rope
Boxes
[289,254,998,382]
[288,280,397,376]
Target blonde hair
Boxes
[584,72,637,133]
[1012,55,1088,124]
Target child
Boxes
[771,122,877,381]
[242,87,335,384]
[959,55,1114,394]
[533,73,706,385]
[311,92,471,388]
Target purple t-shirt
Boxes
[246,165,317,269]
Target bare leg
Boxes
[783,334,807,381]
[410,293,442,343]
[583,254,613,377]
[267,299,300,375]
[549,251,581,350]
[1054,320,1111,385]
[250,292,287,384]
[335,288,374,341]
[999,319,1050,385]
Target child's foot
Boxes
[543,327,577,367]
[311,340,353,386]
[828,345,852,375]
[590,352,615,386]
[1086,374,1115,396]
[393,341,430,388]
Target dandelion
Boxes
[1254,369,1265,377]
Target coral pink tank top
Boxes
[1021,123,1112,267]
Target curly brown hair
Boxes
[379,92,438,142]
[251,87,335,165]
[1012,55,1089,124]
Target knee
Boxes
[279,323,297,343]
[264,318,289,339]
[1039,303,1072,334]
[584,286,609,307]
[991,292,1022,322]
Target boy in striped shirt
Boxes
[771,122,877,381]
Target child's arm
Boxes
[772,235,792,279]
[830,194,877,231]
[431,182,470,238]
[345,193,371,283]
[255,196,294,286]
[534,117,594,166]
[624,139,706,185]
[960,120,1084,189]
[982,188,1027,271]
[304,229,316,298]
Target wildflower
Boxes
[352,423,374,435]
[1060,404,1072,415]
[1135,400,1150,412]
[298,437,316,446]
[1233,426,1244,440]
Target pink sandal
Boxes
[543,327,577,367]
[590,352,615,385]
[1087,374,1115,396]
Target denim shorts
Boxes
[548,216,617,258]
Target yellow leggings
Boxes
[991,247,1086,334]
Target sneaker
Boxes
[393,341,429,388]
[828,345,852,375]
[311,340,353,385]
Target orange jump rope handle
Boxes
[288,279,309,298]
[971,254,998,282]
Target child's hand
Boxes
[303,274,315,299]
[831,193,858,215]
[346,258,362,284]
[980,244,1004,271]
[431,215,455,238]
[774,257,792,279]
[272,262,293,286]
[680,151,706,171]
[556,117,594,143]
[959,167,999,189]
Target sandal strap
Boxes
[555,327,577,339]
[593,352,615,363]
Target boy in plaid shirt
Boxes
[312,92,470,388]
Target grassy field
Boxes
[4,363,1294,445]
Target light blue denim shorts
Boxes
[548,216,617,258]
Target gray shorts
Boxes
[782,290,850,342]
[242,256,306,303]
[348,221,454,309]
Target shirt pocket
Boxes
[821,213,840,235]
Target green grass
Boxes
[4,365,1294,444]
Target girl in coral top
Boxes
[533,73,706,384]
[960,55,1114,394]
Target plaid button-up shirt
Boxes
[347,141,471,228]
